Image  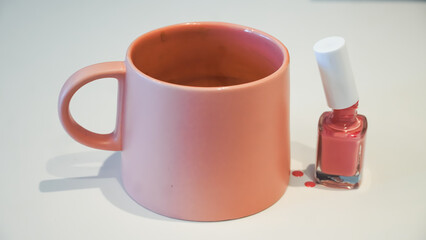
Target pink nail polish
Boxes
[313,37,368,189]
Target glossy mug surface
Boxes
[58,22,290,221]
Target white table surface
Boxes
[1,0,425,239]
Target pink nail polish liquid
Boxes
[316,102,367,189]
[313,36,368,189]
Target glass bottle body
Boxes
[315,103,367,189]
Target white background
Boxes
[1,0,425,239]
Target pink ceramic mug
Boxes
[59,22,290,221]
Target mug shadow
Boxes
[40,142,337,217]
[39,151,177,221]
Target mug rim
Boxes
[125,22,290,92]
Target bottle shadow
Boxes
[39,151,177,221]
[289,142,317,187]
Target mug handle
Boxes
[58,61,126,151]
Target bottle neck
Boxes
[331,101,359,124]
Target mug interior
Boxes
[129,23,285,87]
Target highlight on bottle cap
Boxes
[313,36,359,110]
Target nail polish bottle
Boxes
[313,36,367,189]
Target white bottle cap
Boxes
[313,36,358,110]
